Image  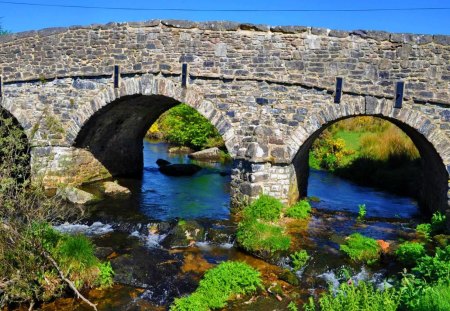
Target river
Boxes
[43,139,421,310]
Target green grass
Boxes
[170,261,263,310]
[303,281,400,311]
[395,242,426,266]
[243,194,284,222]
[340,233,381,265]
[285,200,312,219]
[237,219,291,254]
[333,130,367,152]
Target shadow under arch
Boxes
[290,113,449,215]
[73,76,235,178]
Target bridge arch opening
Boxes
[291,115,449,216]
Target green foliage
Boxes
[395,242,425,266]
[97,262,115,289]
[357,204,367,220]
[431,212,447,234]
[340,233,381,265]
[285,200,312,219]
[416,223,432,240]
[309,131,354,171]
[170,261,263,311]
[237,219,291,254]
[409,282,450,311]
[151,103,224,150]
[413,245,450,283]
[290,250,309,271]
[243,194,284,222]
[304,281,400,311]
[288,301,299,311]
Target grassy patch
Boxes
[285,200,312,219]
[304,281,400,311]
[170,261,263,311]
[395,242,426,266]
[340,233,381,265]
[237,219,291,254]
[243,194,284,222]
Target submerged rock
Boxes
[102,181,131,196]
[279,269,299,286]
[161,220,205,248]
[57,186,98,205]
[188,147,223,161]
[159,163,202,176]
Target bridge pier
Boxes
[230,160,299,207]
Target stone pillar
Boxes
[31,146,111,188]
[230,159,294,208]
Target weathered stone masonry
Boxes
[0,19,449,216]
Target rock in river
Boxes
[102,181,131,197]
[188,147,222,161]
[156,159,202,176]
[57,186,98,205]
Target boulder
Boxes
[188,147,222,161]
[161,220,205,248]
[168,146,194,154]
[57,186,98,205]
[156,159,171,167]
[102,181,131,196]
[159,164,201,176]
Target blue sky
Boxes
[1,0,450,35]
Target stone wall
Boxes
[0,20,449,214]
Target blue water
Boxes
[136,140,231,220]
[308,169,419,219]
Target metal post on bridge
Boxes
[181,63,188,88]
[334,77,343,104]
[394,81,404,109]
[113,65,120,89]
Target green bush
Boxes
[151,103,224,150]
[237,219,291,254]
[340,233,381,265]
[97,262,115,289]
[395,241,425,266]
[290,250,309,271]
[411,282,450,311]
[431,212,447,234]
[416,223,432,240]
[304,281,400,311]
[170,261,263,311]
[285,200,312,219]
[358,204,367,220]
[243,195,284,222]
[413,245,450,283]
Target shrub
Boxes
[237,219,291,254]
[97,262,115,289]
[411,282,450,311]
[285,200,312,219]
[357,204,366,220]
[413,245,450,283]
[290,250,309,271]
[340,233,381,264]
[243,195,284,222]
[416,223,432,240]
[170,261,263,311]
[304,281,400,311]
[431,212,447,234]
[151,103,224,150]
[395,242,425,266]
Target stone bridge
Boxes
[0,19,449,215]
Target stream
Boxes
[42,139,421,310]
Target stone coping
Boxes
[0,19,449,45]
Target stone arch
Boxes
[286,96,450,214]
[72,75,237,178]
